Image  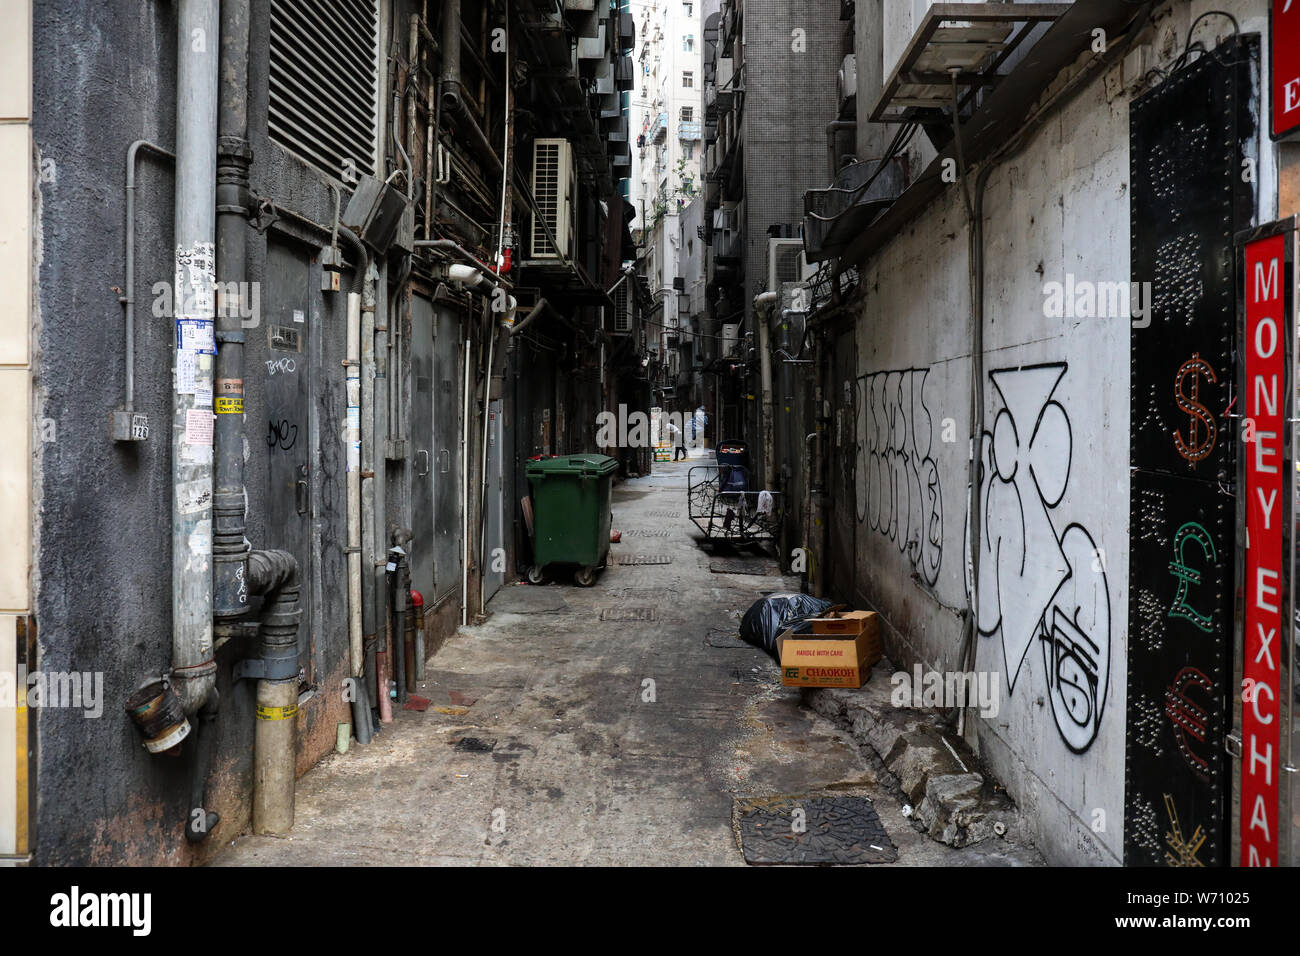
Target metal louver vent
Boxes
[268,0,379,179]
[612,280,632,334]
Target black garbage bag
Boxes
[739,593,835,660]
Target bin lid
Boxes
[525,453,619,478]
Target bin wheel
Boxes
[527,565,546,585]
[575,566,597,588]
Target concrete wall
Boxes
[847,0,1273,864]
[30,0,358,864]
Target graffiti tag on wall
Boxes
[967,362,1111,753]
[857,369,943,587]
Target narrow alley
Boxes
[5,0,1300,924]
[215,457,1035,867]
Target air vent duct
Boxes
[268,0,379,179]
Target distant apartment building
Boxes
[630,0,705,406]
[700,0,846,456]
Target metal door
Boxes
[484,398,505,601]
[432,307,462,604]
[409,295,434,601]
[262,241,313,678]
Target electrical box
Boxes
[342,173,409,255]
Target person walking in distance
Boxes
[666,419,687,461]
[691,405,708,449]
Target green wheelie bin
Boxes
[525,453,619,586]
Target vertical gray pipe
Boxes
[439,0,461,101]
[171,0,220,717]
[213,0,252,622]
[372,260,398,704]
[361,274,377,643]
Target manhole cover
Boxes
[599,607,657,622]
[733,795,897,865]
[612,553,673,565]
[626,528,671,537]
[709,558,781,575]
[453,737,497,753]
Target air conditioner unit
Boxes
[531,138,576,260]
[721,323,740,357]
[767,237,812,293]
[612,278,633,334]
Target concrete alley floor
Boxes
[214,450,1040,866]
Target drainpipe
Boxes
[336,228,369,692]
[389,542,409,704]
[826,120,856,181]
[462,320,473,626]
[753,291,778,490]
[372,260,396,707]
[171,0,219,721]
[192,0,250,846]
[509,297,553,337]
[212,0,252,628]
[243,550,301,834]
[210,0,317,833]
[360,264,378,661]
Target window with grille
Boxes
[268,0,380,180]
[680,106,694,122]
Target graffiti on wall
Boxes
[967,362,1111,753]
[857,368,943,586]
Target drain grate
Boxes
[618,588,674,600]
[709,558,782,575]
[611,553,673,565]
[626,528,671,537]
[598,607,657,622]
[733,795,897,865]
[646,510,681,518]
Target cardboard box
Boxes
[807,609,873,636]
[777,611,880,689]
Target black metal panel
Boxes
[1129,36,1258,480]
[1124,469,1233,866]
[1124,35,1258,867]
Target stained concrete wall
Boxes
[31,0,360,864]
[846,0,1273,864]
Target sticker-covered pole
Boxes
[171,0,220,717]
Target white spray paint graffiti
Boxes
[965,362,1111,753]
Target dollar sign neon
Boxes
[1173,354,1217,467]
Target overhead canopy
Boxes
[836,0,1155,274]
